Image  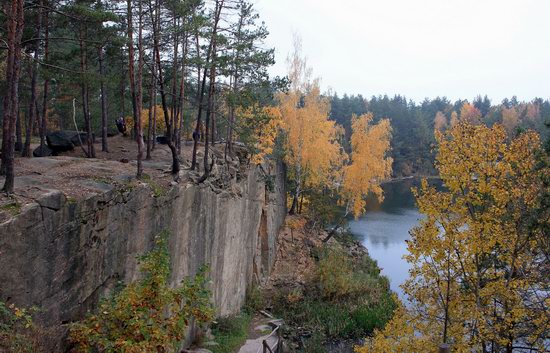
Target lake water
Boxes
[349,178,440,298]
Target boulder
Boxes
[156,136,169,145]
[46,131,75,152]
[70,132,95,146]
[33,145,53,157]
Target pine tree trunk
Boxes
[1,0,24,193]
[151,0,179,174]
[198,0,224,182]
[15,112,22,152]
[40,3,50,151]
[99,46,109,152]
[22,2,43,157]
[136,0,144,178]
[146,62,155,160]
[190,34,208,171]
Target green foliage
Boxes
[304,190,342,228]
[314,248,387,301]
[0,301,40,353]
[141,174,168,198]
[244,285,264,314]
[303,332,325,353]
[0,201,21,216]
[69,232,214,353]
[210,313,251,353]
[272,246,396,347]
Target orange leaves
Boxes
[341,114,392,218]
[459,103,482,124]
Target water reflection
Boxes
[349,178,441,298]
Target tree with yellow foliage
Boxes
[322,113,392,242]
[434,111,448,132]
[459,102,482,124]
[357,122,548,353]
[501,106,519,136]
[278,38,344,214]
[236,105,281,164]
[341,114,392,218]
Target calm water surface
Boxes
[349,178,441,298]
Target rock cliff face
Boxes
[0,160,286,351]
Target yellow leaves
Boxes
[358,122,547,352]
[277,80,344,189]
[459,103,482,124]
[434,111,448,132]
[237,105,281,164]
[125,104,167,135]
[341,114,392,218]
[501,106,519,135]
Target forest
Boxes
[329,93,550,176]
[0,1,549,353]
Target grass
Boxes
[271,245,397,350]
[141,174,168,198]
[1,202,21,216]
[210,313,252,353]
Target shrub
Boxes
[272,246,397,346]
[0,301,40,353]
[69,232,214,353]
[314,248,387,302]
[244,285,264,314]
[210,313,251,353]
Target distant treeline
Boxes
[329,94,550,177]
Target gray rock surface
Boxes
[0,160,286,352]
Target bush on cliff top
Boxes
[69,232,214,353]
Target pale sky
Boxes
[255,0,550,103]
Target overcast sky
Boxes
[254,0,550,103]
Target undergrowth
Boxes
[272,245,396,350]
[0,301,41,352]
[209,313,252,353]
[69,231,214,352]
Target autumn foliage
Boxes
[356,122,549,353]
[341,114,392,218]
[69,234,213,353]
[278,38,392,218]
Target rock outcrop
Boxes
[0,160,286,351]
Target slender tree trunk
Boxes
[170,16,179,146]
[22,0,43,157]
[1,0,24,193]
[146,62,155,160]
[289,165,302,215]
[176,32,187,155]
[40,3,50,151]
[199,70,216,182]
[128,0,144,178]
[136,0,144,177]
[322,203,350,243]
[151,0,179,174]
[198,0,224,182]
[79,27,94,158]
[119,55,126,124]
[15,112,22,152]
[190,38,209,171]
[99,46,109,152]
[192,0,224,172]
[152,89,157,150]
